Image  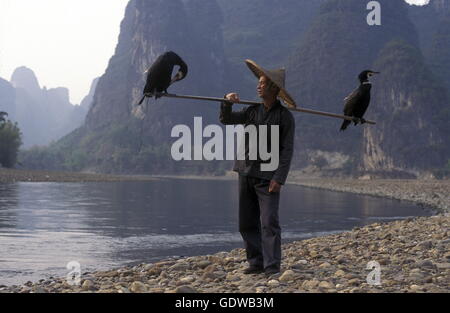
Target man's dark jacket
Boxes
[220,99,295,185]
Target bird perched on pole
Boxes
[138,51,188,105]
[340,70,379,131]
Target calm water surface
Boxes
[0,179,431,285]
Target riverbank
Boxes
[0,169,449,293]
[0,168,157,183]
[1,214,448,293]
[287,173,450,214]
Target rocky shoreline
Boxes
[1,215,448,294]
[287,174,450,214]
[0,169,449,293]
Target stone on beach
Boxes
[175,285,198,293]
[178,276,196,285]
[130,281,148,293]
[267,280,280,287]
[318,281,335,289]
[81,280,95,291]
[279,270,296,282]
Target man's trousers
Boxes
[238,174,281,270]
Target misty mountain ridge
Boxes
[17,0,450,178]
[0,66,92,148]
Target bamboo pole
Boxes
[147,92,376,125]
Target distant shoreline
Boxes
[0,168,232,183]
[286,175,449,214]
[0,168,158,183]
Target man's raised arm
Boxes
[219,93,248,125]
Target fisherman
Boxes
[220,60,296,276]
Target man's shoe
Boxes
[243,266,264,274]
[264,267,280,276]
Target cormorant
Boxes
[340,70,379,131]
[138,51,188,105]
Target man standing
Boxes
[220,60,296,275]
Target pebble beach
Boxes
[0,169,449,293]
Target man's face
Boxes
[257,76,275,99]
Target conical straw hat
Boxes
[245,59,296,108]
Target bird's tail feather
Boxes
[138,95,146,105]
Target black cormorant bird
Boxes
[138,51,188,105]
[340,70,379,131]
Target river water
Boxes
[0,178,431,286]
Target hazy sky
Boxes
[0,0,129,104]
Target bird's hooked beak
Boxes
[170,71,184,85]
[368,71,380,77]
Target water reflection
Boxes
[0,184,19,229]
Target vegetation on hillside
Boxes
[0,112,23,168]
